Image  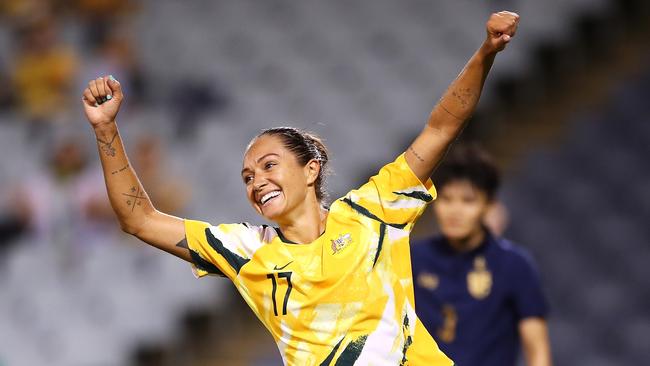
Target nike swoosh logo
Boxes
[273,261,293,270]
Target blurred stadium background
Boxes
[0,0,648,365]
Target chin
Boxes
[261,212,279,222]
[260,206,285,222]
[441,228,473,242]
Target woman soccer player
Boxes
[82,11,519,366]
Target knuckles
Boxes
[487,15,519,35]
[488,11,520,26]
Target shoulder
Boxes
[410,236,441,264]
[411,236,436,253]
[344,154,435,203]
[189,220,278,255]
[212,222,278,243]
[491,236,539,273]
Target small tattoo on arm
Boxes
[439,103,463,120]
[122,186,146,212]
[176,238,189,250]
[451,88,474,107]
[409,146,425,162]
[437,88,477,121]
[111,164,130,175]
[97,132,118,157]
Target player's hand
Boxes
[483,11,519,54]
[82,75,124,129]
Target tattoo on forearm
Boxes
[122,186,146,212]
[409,146,425,162]
[111,164,130,175]
[452,88,474,106]
[439,103,463,120]
[97,132,118,157]
[176,238,189,250]
[437,87,476,121]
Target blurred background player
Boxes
[411,145,551,366]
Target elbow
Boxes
[119,221,141,236]
[423,123,457,145]
[118,212,149,236]
[118,207,156,237]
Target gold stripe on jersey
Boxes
[185,153,453,366]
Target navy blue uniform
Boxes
[411,231,548,366]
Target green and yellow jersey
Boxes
[185,154,453,366]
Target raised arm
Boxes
[82,76,191,262]
[405,11,520,181]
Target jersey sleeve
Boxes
[510,249,549,320]
[342,153,436,230]
[184,219,264,281]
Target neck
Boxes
[447,227,486,253]
[277,197,328,244]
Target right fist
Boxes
[82,75,124,128]
[483,11,520,54]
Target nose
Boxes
[448,201,463,214]
[253,177,267,192]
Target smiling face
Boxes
[242,134,320,223]
[433,179,491,243]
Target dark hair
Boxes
[253,127,331,202]
[434,144,500,200]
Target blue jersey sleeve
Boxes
[510,248,549,320]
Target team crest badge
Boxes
[331,233,352,254]
[467,256,492,300]
[417,272,439,290]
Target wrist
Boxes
[94,121,117,141]
[478,41,498,58]
[93,121,118,138]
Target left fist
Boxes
[484,11,520,53]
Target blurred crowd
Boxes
[0,0,146,128]
[0,0,194,269]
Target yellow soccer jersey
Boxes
[185,154,453,366]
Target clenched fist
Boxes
[483,11,520,54]
[82,75,124,128]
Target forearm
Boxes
[94,121,154,234]
[521,318,553,366]
[523,337,552,366]
[405,11,519,181]
[524,345,552,366]
[526,352,551,366]
[429,43,496,136]
[82,76,189,260]
[407,44,497,180]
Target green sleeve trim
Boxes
[204,227,250,275]
[189,249,226,277]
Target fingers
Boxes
[96,77,107,96]
[88,79,101,102]
[87,76,115,106]
[504,12,519,37]
[491,11,519,36]
[484,11,519,52]
[81,75,123,112]
[106,75,123,100]
[82,88,97,106]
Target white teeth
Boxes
[260,191,281,205]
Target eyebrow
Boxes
[256,153,280,163]
[241,153,280,175]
